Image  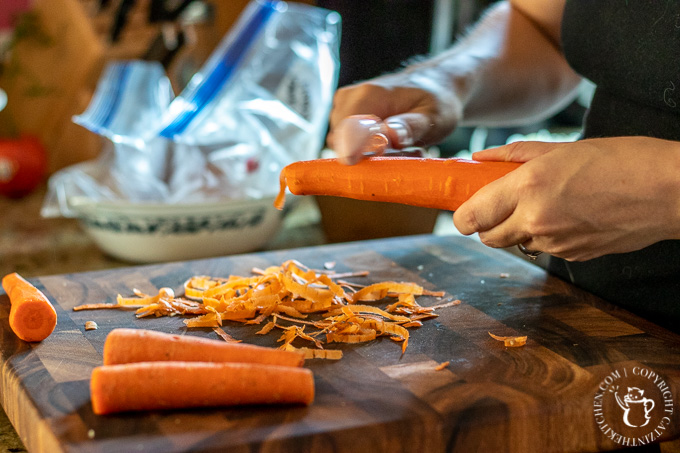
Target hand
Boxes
[327,70,463,163]
[452,137,680,261]
[326,1,581,165]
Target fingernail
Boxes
[336,115,388,161]
[386,120,414,147]
[366,132,389,154]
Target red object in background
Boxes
[0,0,33,31]
[0,136,48,198]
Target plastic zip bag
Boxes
[42,61,175,217]
[43,0,340,217]
[74,61,173,143]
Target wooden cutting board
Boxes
[1,235,679,453]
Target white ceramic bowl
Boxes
[69,196,285,263]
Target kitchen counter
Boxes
[0,187,330,280]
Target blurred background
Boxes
[0,0,588,175]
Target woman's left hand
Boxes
[452,137,680,261]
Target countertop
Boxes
[0,187,330,279]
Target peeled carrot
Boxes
[90,361,315,414]
[103,328,305,367]
[1,272,57,342]
[274,156,521,210]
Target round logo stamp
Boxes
[593,366,675,447]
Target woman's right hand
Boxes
[326,0,580,165]
[326,70,463,163]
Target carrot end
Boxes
[3,272,57,342]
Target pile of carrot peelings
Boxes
[74,260,460,359]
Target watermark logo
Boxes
[593,366,674,448]
[615,386,654,428]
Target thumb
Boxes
[383,113,435,149]
[472,141,556,163]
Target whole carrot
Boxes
[103,328,305,367]
[2,272,57,342]
[90,361,315,414]
[274,156,521,210]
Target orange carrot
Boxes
[1,272,57,342]
[103,328,305,367]
[274,156,521,210]
[90,361,314,414]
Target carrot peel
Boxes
[488,331,527,347]
[2,272,57,342]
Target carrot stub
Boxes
[90,361,315,414]
[274,157,521,210]
[103,328,305,367]
[2,272,57,342]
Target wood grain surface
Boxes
[0,235,679,453]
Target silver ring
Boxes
[517,243,542,261]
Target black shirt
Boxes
[552,0,680,333]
